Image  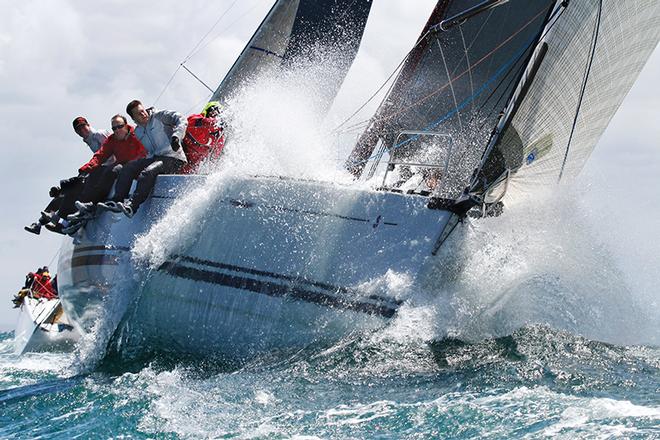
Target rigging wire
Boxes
[558,0,602,182]
[181,63,214,93]
[330,59,406,134]
[182,0,240,64]
[152,0,260,107]
[459,25,475,114]
[437,39,464,131]
[47,249,60,271]
[153,65,183,107]
[186,0,269,62]
[330,30,431,135]
[331,15,455,135]
[345,4,557,170]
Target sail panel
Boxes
[348,0,555,192]
[212,0,373,114]
[211,0,300,102]
[485,0,660,199]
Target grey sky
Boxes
[0,1,657,331]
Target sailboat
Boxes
[56,0,660,361]
[14,297,79,355]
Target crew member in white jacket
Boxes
[98,99,188,217]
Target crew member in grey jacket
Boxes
[98,99,188,217]
[73,116,111,153]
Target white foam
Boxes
[399,185,658,346]
[132,61,358,269]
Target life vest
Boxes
[181,114,225,174]
[31,272,58,300]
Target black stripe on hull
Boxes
[61,248,398,318]
[62,254,120,270]
[158,262,396,318]
[173,254,403,307]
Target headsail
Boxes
[347,0,556,193]
[211,0,373,115]
[475,0,660,201]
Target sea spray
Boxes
[405,185,651,346]
[133,62,357,269]
[68,258,141,373]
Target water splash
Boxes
[132,57,359,269]
[67,260,140,373]
[393,185,656,347]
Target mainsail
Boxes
[347,0,556,191]
[211,0,373,114]
[475,0,660,201]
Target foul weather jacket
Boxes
[134,108,188,162]
[180,114,225,173]
[31,272,57,300]
[79,125,147,173]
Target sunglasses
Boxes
[112,123,126,131]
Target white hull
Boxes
[14,297,79,355]
[57,175,453,361]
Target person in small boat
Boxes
[97,100,187,217]
[67,114,147,227]
[180,101,226,174]
[12,267,58,307]
[24,117,111,235]
[31,267,58,300]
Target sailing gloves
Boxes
[171,136,181,151]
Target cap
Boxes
[72,116,89,130]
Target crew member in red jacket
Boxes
[30,267,58,300]
[68,114,146,226]
[180,101,225,174]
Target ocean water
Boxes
[2,188,659,438]
[2,169,659,438]
[1,325,658,439]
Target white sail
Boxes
[485,0,660,199]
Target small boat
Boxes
[14,296,79,355]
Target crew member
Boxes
[97,100,187,217]
[67,114,147,230]
[180,101,225,174]
[24,117,111,235]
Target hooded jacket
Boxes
[79,125,147,173]
[134,108,188,162]
[181,114,225,173]
[30,271,57,300]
